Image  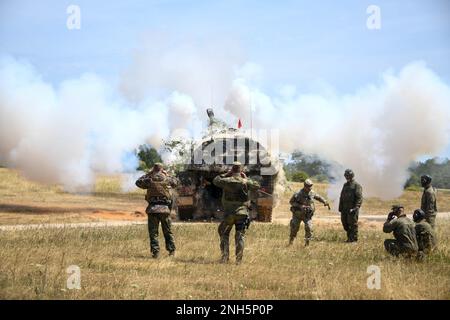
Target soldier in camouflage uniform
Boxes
[383,205,418,257]
[213,162,260,264]
[289,179,330,246]
[338,169,363,242]
[413,209,436,257]
[420,175,438,228]
[135,163,178,258]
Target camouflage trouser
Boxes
[341,209,359,241]
[384,239,417,258]
[418,238,436,254]
[290,210,313,242]
[425,214,436,229]
[147,212,176,255]
[218,214,247,262]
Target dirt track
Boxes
[1,212,449,231]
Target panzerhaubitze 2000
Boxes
[174,109,280,222]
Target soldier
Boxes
[413,208,436,257]
[338,169,363,242]
[383,205,418,257]
[289,179,330,246]
[135,163,178,259]
[420,175,438,228]
[213,161,260,264]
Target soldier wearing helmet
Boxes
[289,178,330,246]
[338,169,363,243]
[383,205,418,257]
[135,162,178,258]
[213,161,260,264]
[413,209,436,256]
[420,175,438,228]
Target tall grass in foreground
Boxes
[0,222,448,299]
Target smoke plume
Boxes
[223,61,450,199]
[1,48,449,199]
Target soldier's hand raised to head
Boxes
[224,170,233,177]
[387,211,397,221]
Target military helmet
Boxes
[420,175,432,187]
[153,162,164,169]
[231,161,242,173]
[344,169,354,179]
[304,179,314,187]
[232,161,242,167]
[413,209,426,222]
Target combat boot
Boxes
[168,250,175,257]
[220,256,229,264]
[152,252,159,259]
[304,239,310,246]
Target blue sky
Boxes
[1,0,450,156]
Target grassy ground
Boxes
[0,168,146,225]
[0,221,449,299]
[0,168,449,299]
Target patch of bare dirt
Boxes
[88,210,146,221]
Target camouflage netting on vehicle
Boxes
[168,109,281,222]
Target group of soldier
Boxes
[135,162,438,264]
[289,169,438,260]
[135,161,259,264]
[382,174,437,259]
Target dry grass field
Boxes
[0,168,449,299]
[0,168,146,225]
[0,222,449,299]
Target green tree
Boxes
[313,174,329,183]
[285,151,333,180]
[291,171,309,182]
[406,158,450,189]
[136,145,162,171]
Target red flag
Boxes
[238,118,242,129]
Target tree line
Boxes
[284,151,450,190]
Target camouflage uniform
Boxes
[421,185,437,228]
[213,173,260,263]
[289,188,328,243]
[136,170,178,257]
[415,220,436,254]
[383,216,418,257]
[339,180,363,242]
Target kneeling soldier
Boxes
[383,205,418,258]
[413,209,436,258]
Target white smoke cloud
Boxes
[223,61,450,200]
[0,55,171,191]
[1,49,449,199]
[119,32,243,111]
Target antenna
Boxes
[210,85,214,109]
[250,91,253,140]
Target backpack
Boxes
[145,173,172,199]
[223,177,248,202]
